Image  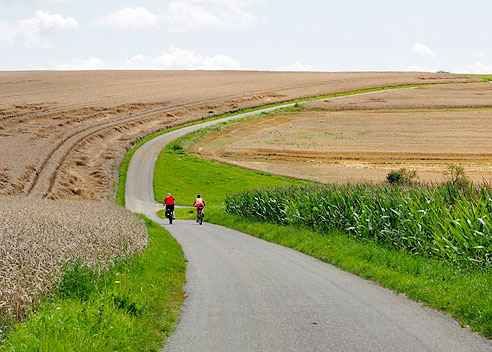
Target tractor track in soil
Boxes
[25,83,323,198]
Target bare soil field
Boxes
[189,82,492,184]
[0,71,475,200]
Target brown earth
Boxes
[189,82,492,184]
[0,71,476,200]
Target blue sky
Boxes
[0,0,491,72]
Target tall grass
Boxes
[225,183,492,269]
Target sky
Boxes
[0,0,491,72]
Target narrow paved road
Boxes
[125,93,492,351]
[158,220,491,352]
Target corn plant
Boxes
[225,183,492,269]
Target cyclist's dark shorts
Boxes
[198,205,204,211]
[166,204,175,212]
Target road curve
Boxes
[125,93,492,351]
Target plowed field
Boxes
[189,82,492,184]
[0,71,475,199]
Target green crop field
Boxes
[225,184,492,269]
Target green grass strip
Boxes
[158,207,196,221]
[205,207,492,338]
[0,217,186,352]
[153,119,310,206]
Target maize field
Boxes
[0,197,147,322]
[225,184,492,269]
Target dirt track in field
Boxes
[0,71,474,199]
[189,83,492,184]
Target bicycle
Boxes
[197,205,204,225]
[165,207,173,225]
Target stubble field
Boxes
[189,82,492,184]
[0,71,475,199]
[0,70,480,327]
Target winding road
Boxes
[125,93,492,351]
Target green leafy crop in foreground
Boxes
[225,184,492,269]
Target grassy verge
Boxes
[0,217,186,351]
[153,108,311,206]
[158,207,196,220]
[205,207,492,338]
[465,74,492,82]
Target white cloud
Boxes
[411,42,435,57]
[459,62,492,74]
[122,48,242,70]
[0,10,78,48]
[46,47,242,70]
[165,0,264,32]
[472,51,487,59]
[94,7,160,29]
[92,1,263,32]
[279,62,315,72]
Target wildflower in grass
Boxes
[115,281,121,284]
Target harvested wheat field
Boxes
[189,82,492,184]
[0,71,479,326]
[0,71,475,200]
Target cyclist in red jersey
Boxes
[193,194,205,223]
[164,193,175,219]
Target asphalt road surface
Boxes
[125,93,492,351]
[159,219,492,352]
